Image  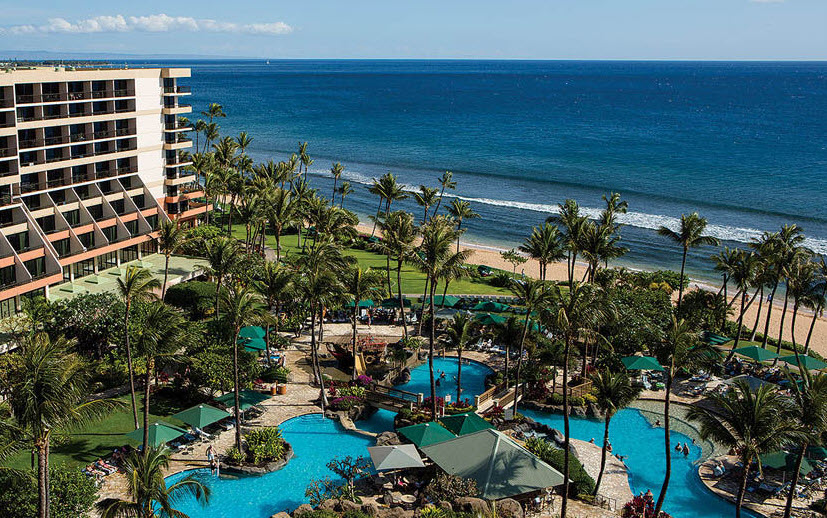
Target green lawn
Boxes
[722,339,820,362]
[230,226,512,296]
[4,394,191,470]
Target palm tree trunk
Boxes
[214,276,222,321]
[162,253,170,301]
[783,444,807,518]
[418,277,430,336]
[514,318,530,413]
[677,247,688,312]
[332,178,337,205]
[750,285,764,341]
[124,302,139,429]
[352,305,359,381]
[761,282,779,348]
[386,254,393,299]
[790,302,802,367]
[275,227,282,262]
[654,367,674,517]
[441,280,450,310]
[727,290,748,361]
[561,335,571,518]
[805,299,824,354]
[265,322,272,367]
[429,279,438,417]
[36,435,49,518]
[776,287,791,355]
[233,328,242,453]
[456,348,463,404]
[371,199,383,237]
[143,359,153,452]
[735,454,751,518]
[397,260,408,339]
[593,415,611,496]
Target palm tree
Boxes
[193,119,206,151]
[804,258,827,354]
[191,152,215,225]
[255,261,295,363]
[445,313,474,404]
[97,446,210,518]
[156,220,185,301]
[409,217,471,416]
[330,162,344,204]
[495,316,524,383]
[447,199,479,253]
[651,316,715,517]
[8,333,120,518]
[549,199,587,285]
[268,188,295,262]
[203,236,241,319]
[414,185,439,223]
[221,283,266,452]
[338,181,353,209]
[590,369,641,497]
[509,278,552,413]
[687,383,800,518]
[750,231,780,344]
[117,267,161,429]
[519,222,566,281]
[725,249,758,360]
[368,172,408,236]
[236,131,253,155]
[712,247,740,301]
[376,211,418,338]
[298,141,312,181]
[656,212,719,311]
[786,254,816,360]
[432,171,456,216]
[202,122,220,154]
[772,225,809,355]
[201,102,226,123]
[343,266,386,379]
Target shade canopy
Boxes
[724,375,774,392]
[172,404,231,429]
[381,297,412,308]
[439,412,494,436]
[125,421,187,448]
[239,326,266,339]
[422,429,564,500]
[807,446,827,460]
[240,337,267,352]
[215,389,270,410]
[424,295,461,308]
[779,355,827,371]
[733,346,778,362]
[474,313,507,326]
[434,308,465,320]
[397,422,456,448]
[347,299,375,308]
[472,301,510,313]
[621,356,664,371]
[367,444,426,471]
[760,451,814,475]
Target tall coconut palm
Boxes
[786,254,816,361]
[519,222,566,281]
[8,333,121,518]
[193,119,206,152]
[220,283,266,452]
[712,247,740,301]
[687,382,800,518]
[773,225,809,355]
[590,369,641,497]
[725,249,758,360]
[97,446,210,518]
[651,316,715,517]
[414,185,439,223]
[338,181,353,209]
[376,211,418,338]
[446,313,474,404]
[432,171,456,216]
[409,216,471,416]
[447,199,479,253]
[509,278,552,413]
[657,212,720,311]
[201,102,226,123]
[548,199,588,285]
[255,261,295,364]
[266,188,294,263]
[330,162,344,204]
[298,141,312,181]
[156,220,185,301]
[368,172,408,236]
[495,315,524,383]
[190,152,215,224]
[804,258,827,354]
[202,122,220,154]
[203,236,241,319]
[235,131,253,155]
[117,266,161,429]
[343,266,386,380]
[750,231,780,343]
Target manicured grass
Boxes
[230,225,512,296]
[4,394,191,470]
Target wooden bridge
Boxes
[365,384,423,412]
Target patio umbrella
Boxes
[434,308,465,320]
[215,389,270,410]
[472,301,510,313]
[237,336,267,351]
[125,421,187,448]
[760,451,814,476]
[621,356,664,371]
[439,412,494,436]
[425,295,460,308]
[733,345,778,362]
[347,299,375,308]
[779,355,827,371]
[397,422,456,448]
[381,297,411,308]
[807,446,827,460]
[367,444,426,471]
[172,404,231,429]
[239,326,266,339]
[474,313,507,326]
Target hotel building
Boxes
[0,65,206,317]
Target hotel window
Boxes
[120,245,138,263]
[62,265,71,282]
[51,190,66,205]
[111,199,125,215]
[68,82,85,100]
[124,220,138,235]
[87,204,103,220]
[132,194,145,209]
[8,231,29,252]
[0,265,15,287]
[145,214,158,230]
[78,231,94,248]
[101,225,117,242]
[0,297,16,319]
[141,240,157,255]
[97,250,118,271]
[63,209,80,227]
[53,237,71,257]
[72,259,95,279]
[24,257,46,278]
[36,215,56,233]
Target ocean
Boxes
[137,59,827,286]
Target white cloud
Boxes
[1,13,292,36]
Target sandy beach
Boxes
[356,223,827,357]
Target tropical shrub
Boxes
[179,225,224,256]
[355,375,374,387]
[245,426,286,465]
[226,446,245,464]
[260,365,290,384]
[0,465,98,518]
[489,272,512,287]
[337,386,366,399]
[621,493,672,518]
[188,343,261,395]
[424,472,479,502]
[165,281,216,319]
[524,437,595,496]
[330,396,363,411]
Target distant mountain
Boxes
[0,50,252,61]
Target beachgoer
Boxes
[675,443,682,452]
[436,378,441,387]
[206,445,214,462]
[589,438,595,444]
[606,440,612,453]
[682,443,690,455]
[209,458,217,475]
[654,419,661,427]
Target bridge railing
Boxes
[370,384,423,404]
[475,381,507,409]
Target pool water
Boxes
[521,409,756,518]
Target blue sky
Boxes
[1,0,825,60]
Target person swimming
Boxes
[682,443,690,455]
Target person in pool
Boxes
[682,443,690,455]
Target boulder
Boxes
[437,501,453,511]
[361,502,381,517]
[271,513,292,518]
[339,499,362,513]
[454,497,490,516]
[393,368,412,385]
[318,499,340,511]
[495,498,524,518]
[380,506,412,518]
[375,431,401,446]
[292,504,314,517]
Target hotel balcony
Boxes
[163,134,192,151]
[162,86,192,96]
[163,122,193,133]
[161,104,192,116]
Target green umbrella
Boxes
[215,389,270,410]
[424,295,461,308]
[474,313,507,326]
[397,422,456,448]
[125,421,187,448]
[779,354,827,371]
[237,336,267,351]
[807,446,827,460]
[621,356,664,372]
[172,404,231,429]
[472,301,511,313]
[733,345,779,362]
[239,326,266,339]
[439,412,494,436]
[381,297,411,308]
[760,451,814,475]
[347,299,375,308]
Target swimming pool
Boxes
[521,408,756,518]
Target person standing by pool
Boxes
[206,444,214,464]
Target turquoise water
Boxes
[522,409,755,518]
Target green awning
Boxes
[439,412,494,436]
[422,429,564,499]
[347,299,375,308]
[237,336,267,351]
[381,297,412,308]
[239,326,266,339]
[215,389,270,410]
[621,355,664,371]
[779,354,827,371]
[397,422,456,448]
[424,295,461,308]
[172,404,231,429]
[125,421,187,448]
[807,446,827,460]
[733,345,778,362]
[474,313,507,326]
[760,451,813,475]
[471,301,510,312]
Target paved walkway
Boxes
[570,439,633,511]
